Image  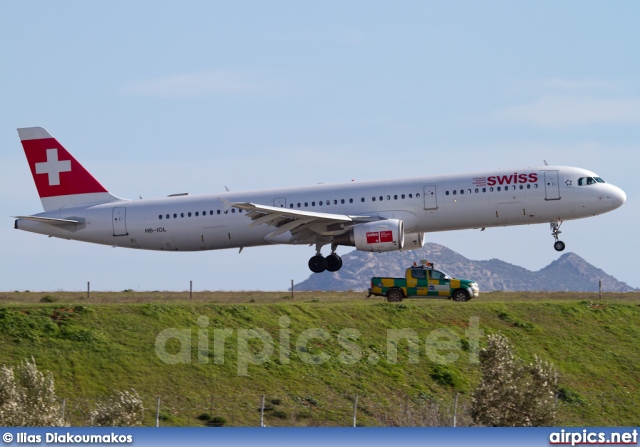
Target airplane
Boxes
[14,127,626,273]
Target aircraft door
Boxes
[423,185,437,210]
[112,206,128,236]
[201,226,232,249]
[544,171,561,200]
[273,198,287,208]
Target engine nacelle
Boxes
[333,219,404,252]
[402,232,425,251]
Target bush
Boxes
[87,389,144,426]
[40,295,56,303]
[471,334,558,426]
[205,416,226,427]
[0,357,64,426]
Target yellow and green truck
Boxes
[367,262,479,302]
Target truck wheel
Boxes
[386,289,403,302]
[451,289,470,302]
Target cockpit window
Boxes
[578,177,605,186]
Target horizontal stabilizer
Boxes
[14,215,83,226]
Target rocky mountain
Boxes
[294,243,637,292]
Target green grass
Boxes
[0,291,638,426]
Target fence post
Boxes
[260,395,266,427]
[599,280,602,300]
[352,395,358,427]
[291,280,294,300]
[452,393,458,427]
[156,397,160,427]
[190,280,193,300]
[87,282,90,300]
[61,398,66,424]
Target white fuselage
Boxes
[16,165,626,252]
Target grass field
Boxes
[0,291,638,427]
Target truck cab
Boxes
[367,262,479,302]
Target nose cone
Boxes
[608,184,626,210]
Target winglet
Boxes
[219,197,234,212]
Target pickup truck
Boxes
[367,262,479,302]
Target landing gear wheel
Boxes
[550,220,565,252]
[451,289,470,302]
[326,254,343,272]
[386,289,404,303]
[308,255,327,273]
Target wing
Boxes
[220,198,379,245]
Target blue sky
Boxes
[1,1,638,292]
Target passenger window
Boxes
[349,198,353,203]
[195,212,199,216]
[372,197,376,201]
[304,202,308,207]
[312,201,315,206]
[361,198,365,202]
[188,212,192,217]
[341,199,345,204]
[497,187,501,191]
[334,200,338,205]
[409,194,413,198]
[460,190,464,195]
[159,215,162,220]
[482,188,486,193]
[181,213,184,218]
[453,190,457,195]
[166,214,170,219]
[446,191,450,196]
[411,269,426,279]
[475,188,479,193]
[416,193,420,198]
[401,194,405,199]
[379,196,383,201]
[490,187,494,192]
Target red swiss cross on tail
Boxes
[18,127,123,211]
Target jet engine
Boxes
[333,219,404,252]
[402,232,425,251]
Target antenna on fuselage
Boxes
[543,160,549,166]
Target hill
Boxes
[294,244,636,293]
[0,292,638,427]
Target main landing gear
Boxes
[551,220,566,252]
[308,244,343,273]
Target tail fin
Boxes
[18,127,125,211]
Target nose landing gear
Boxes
[551,220,566,252]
